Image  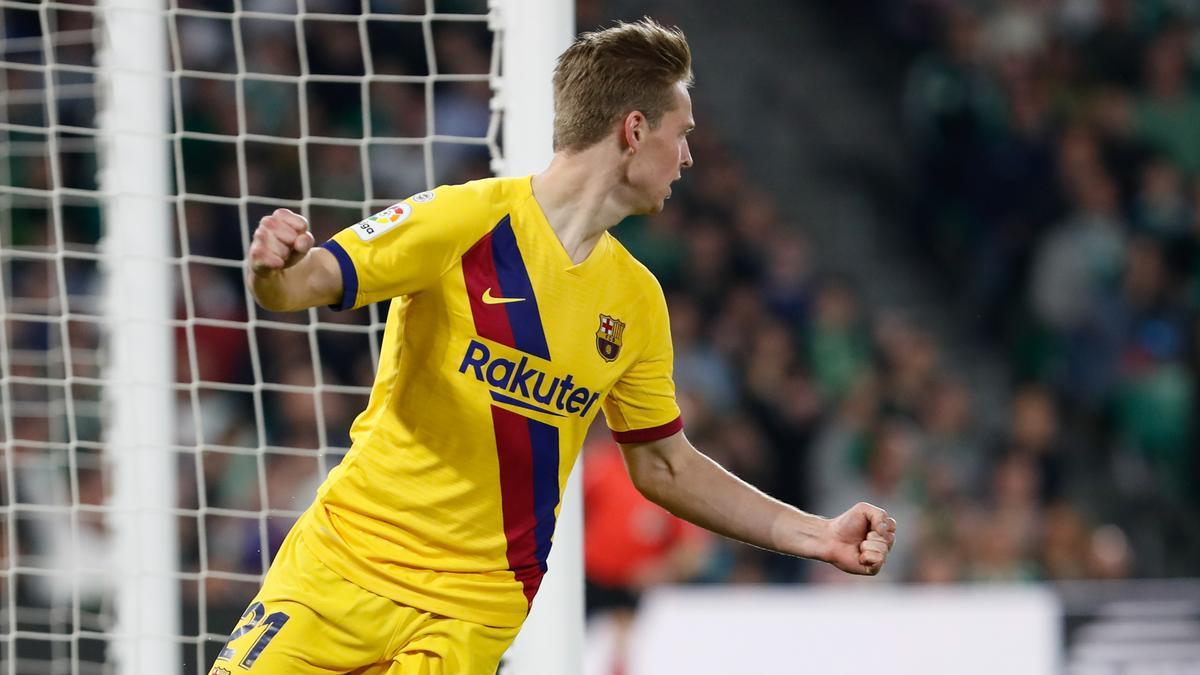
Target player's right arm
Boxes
[246,208,342,312]
[248,183,499,312]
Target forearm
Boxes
[247,248,340,312]
[636,443,831,561]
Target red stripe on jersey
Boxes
[491,405,544,606]
[610,416,684,444]
[462,232,517,350]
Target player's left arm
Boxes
[619,431,897,575]
[607,275,893,574]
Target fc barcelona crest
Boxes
[596,314,625,362]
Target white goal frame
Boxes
[99,1,176,673]
[493,3,579,675]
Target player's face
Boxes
[629,82,695,213]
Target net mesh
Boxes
[0,1,502,672]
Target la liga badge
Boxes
[352,202,411,242]
[596,314,625,362]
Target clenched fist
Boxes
[824,502,897,576]
[248,208,315,274]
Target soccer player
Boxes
[221,18,896,675]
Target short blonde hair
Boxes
[552,18,693,152]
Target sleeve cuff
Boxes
[611,415,683,444]
[321,239,358,311]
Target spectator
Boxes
[583,436,712,675]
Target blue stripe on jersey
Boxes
[489,216,551,360]
[489,390,565,418]
[321,240,358,311]
[527,417,560,572]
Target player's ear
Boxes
[621,110,646,153]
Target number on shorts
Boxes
[240,610,289,669]
[218,602,265,661]
[216,601,290,669]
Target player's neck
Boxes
[532,150,630,265]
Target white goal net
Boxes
[0,1,574,673]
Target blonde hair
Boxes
[552,18,693,152]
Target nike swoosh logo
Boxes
[482,288,525,305]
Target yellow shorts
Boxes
[208,528,520,675]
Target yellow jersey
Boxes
[301,176,682,628]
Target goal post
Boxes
[494,2,580,674]
[98,1,178,673]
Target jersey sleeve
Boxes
[319,185,492,310]
[603,281,683,444]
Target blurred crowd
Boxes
[890,0,1200,576]
[4,3,1200,668]
[584,0,1200,599]
[597,122,1144,587]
